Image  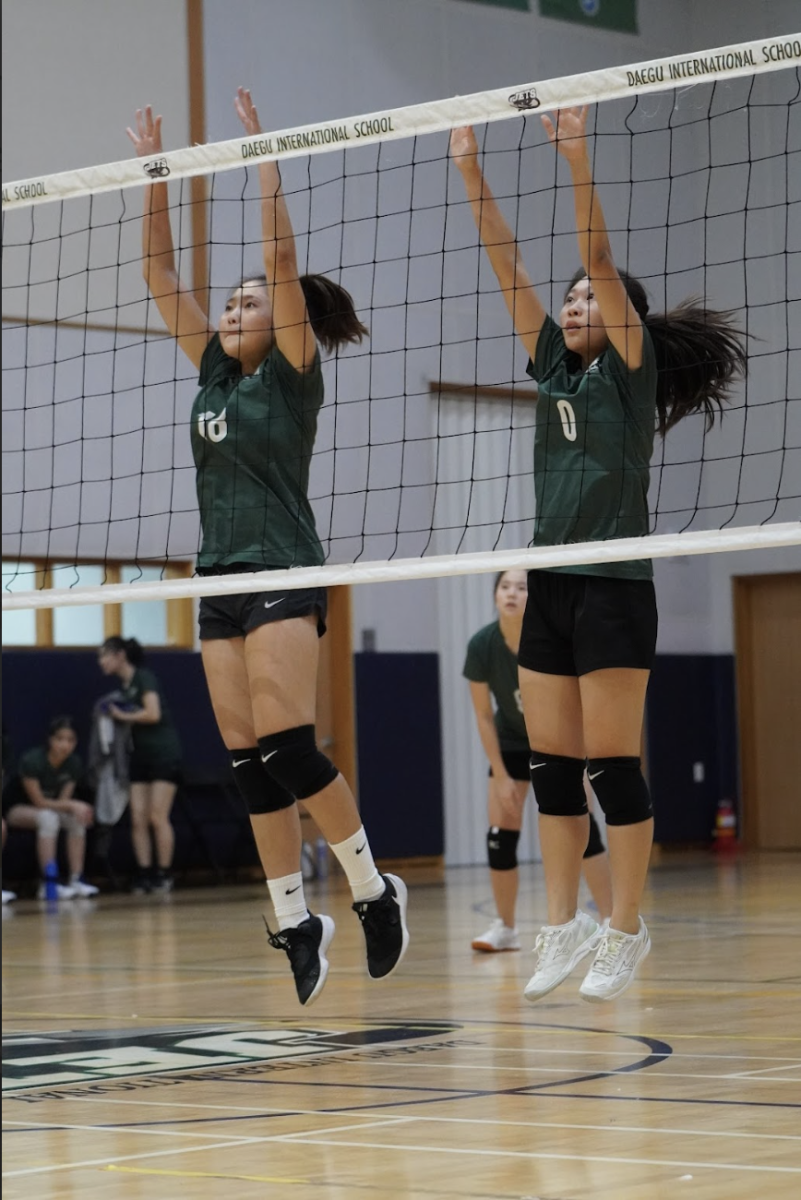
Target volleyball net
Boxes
[2,34,799,611]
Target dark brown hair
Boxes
[566,268,748,435]
[100,636,145,667]
[237,273,368,355]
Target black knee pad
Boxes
[258,725,339,801]
[529,750,588,817]
[583,812,606,858]
[587,756,653,826]
[230,749,295,814]
[487,826,520,871]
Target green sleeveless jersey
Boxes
[526,315,656,579]
[463,621,528,750]
[119,667,182,764]
[192,335,325,570]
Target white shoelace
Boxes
[592,931,627,976]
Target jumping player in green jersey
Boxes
[464,570,611,953]
[451,108,745,1002]
[127,91,408,1006]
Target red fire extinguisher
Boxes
[713,797,738,851]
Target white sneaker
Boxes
[523,910,601,1002]
[37,882,76,900]
[579,917,651,1003]
[472,918,521,953]
[70,878,99,898]
[2,889,17,904]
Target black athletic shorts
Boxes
[489,749,531,782]
[129,757,182,786]
[197,564,327,640]
[519,570,657,677]
[488,747,606,858]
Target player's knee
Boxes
[230,748,295,815]
[36,808,61,838]
[487,826,519,871]
[529,750,588,817]
[587,756,653,826]
[583,812,606,858]
[257,725,339,801]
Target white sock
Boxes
[267,872,308,930]
[329,827,384,903]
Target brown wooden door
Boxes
[734,572,801,849]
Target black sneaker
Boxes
[265,913,335,1006]
[151,870,174,893]
[130,871,152,895]
[352,873,409,979]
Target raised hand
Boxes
[541,106,589,162]
[449,125,479,170]
[126,106,163,158]
[235,87,262,137]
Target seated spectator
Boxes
[4,717,99,899]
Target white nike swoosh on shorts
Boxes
[261,750,279,764]
[530,762,547,770]
[264,598,285,609]
[588,770,605,780]
[232,759,250,768]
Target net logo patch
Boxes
[2,1022,462,1092]
[143,158,171,179]
[508,88,540,111]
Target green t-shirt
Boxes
[192,334,326,570]
[525,315,656,579]
[120,667,181,764]
[463,621,528,751]
[11,746,83,804]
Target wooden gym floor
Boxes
[2,853,800,1198]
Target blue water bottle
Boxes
[44,860,59,901]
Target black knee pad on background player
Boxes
[487,827,520,871]
[258,725,339,801]
[529,750,588,817]
[583,812,606,858]
[230,748,295,814]
[587,756,653,826]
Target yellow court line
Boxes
[105,1164,308,1183]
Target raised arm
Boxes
[450,126,547,363]
[542,106,642,369]
[126,107,213,369]
[234,88,317,373]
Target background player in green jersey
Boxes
[99,636,182,893]
[464,570,611,952]
[127,90,408,1005]
[4,717,98,899]
[451,108,745,1002]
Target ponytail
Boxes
[300,274,369,354]
[645,301,747,435]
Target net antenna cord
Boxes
[2,34,800,209]
[3,524,800,611]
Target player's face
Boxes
[97,648,121,676]
[219,283,274,371]
[48,728,77,764]
[494,570,528,617]
[559,276,608,365]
